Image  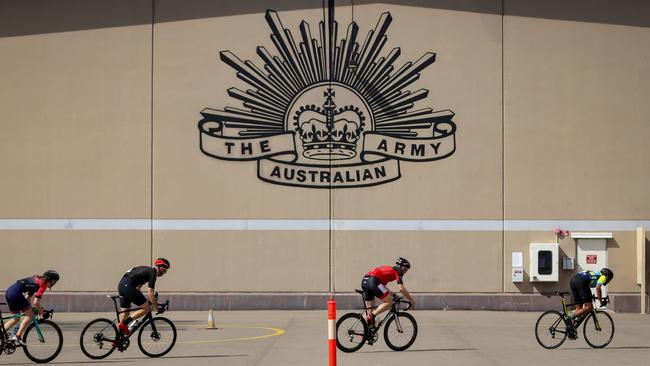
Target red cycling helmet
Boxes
[154,258,170,269]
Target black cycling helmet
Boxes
[396,257,411,270]
[600,267,614,283]
[43,270,60,282]
[154,258,170,269]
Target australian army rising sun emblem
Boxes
[198,0,457,188]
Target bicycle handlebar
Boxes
[156,300,170,315]
[41,309,54,320]
[547,292,610,306]
[391,294,413,311]
[592,295,610,306]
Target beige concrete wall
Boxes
[333,231,503,293]
[504,1,650,220]
[0,231,150,292]
[153,231,330,292]
[0,0,152,219]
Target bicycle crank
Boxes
[366,330,379,345]
[3,343,16,355]
[118,338,130,352]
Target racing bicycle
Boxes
[535,291,614,349]
[336,290,417,352]
[79,294,176,359]
[0,303,63,363]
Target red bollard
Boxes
[328,296,336,366]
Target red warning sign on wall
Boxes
[586,254,597,264]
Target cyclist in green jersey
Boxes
[569,267,613,322]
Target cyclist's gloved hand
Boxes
[600,298,608,307]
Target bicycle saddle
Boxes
[355,289,365,294]
[107,295,121,299]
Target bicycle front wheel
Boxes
[534,310,568,349]
[138,317,177,357]
[383,312,418,351]
[22,319,63,363]
[583,310,614,348]
[80,318,119,359]
[336,313,367,353]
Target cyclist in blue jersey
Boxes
[3,270,60,346]
[569,267,613,322]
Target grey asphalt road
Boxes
[2,310,650,365]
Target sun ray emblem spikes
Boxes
[198,0,457,188]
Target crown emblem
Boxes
[294,89,365,160]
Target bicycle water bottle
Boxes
[128,319,142,333]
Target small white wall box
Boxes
[512,267,524,282]
[512,251,524,282]
[530,243,559,282]
[562,257,575,270]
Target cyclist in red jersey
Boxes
[361,257,414,327]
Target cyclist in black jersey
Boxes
[116,258,170,335]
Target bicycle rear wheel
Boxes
[137,316,177,357]
[383,312,417,351]
[583,310,614,348]
[80,318,118,359]
[22,319,63,363]
[336,313,367,353]
[534,310,568,349]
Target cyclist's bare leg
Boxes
[573,302,592,318]
[15,307,34,338]
[372,295,394,317]
[119,308,130,323]
[129,302,152,322]
[364,300,374,318]
[3,317,19,332]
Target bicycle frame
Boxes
[359,295,412,333]
[0,305,52,344]
[556,292,606,331]
[106,295,169,338]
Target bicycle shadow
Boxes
[365,347,477,353]
[0,361,133,365]
[0,354,248,365]
[558,346,650,350]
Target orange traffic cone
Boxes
[207,308,216,329]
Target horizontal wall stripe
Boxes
[0,219,648,231]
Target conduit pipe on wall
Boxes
[638,226,647,314]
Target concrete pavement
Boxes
[2,310,650,365]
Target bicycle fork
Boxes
[392,313,405,333]
[589,311,602,331]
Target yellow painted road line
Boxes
[62,324,285,347]
[181,325,285,344]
